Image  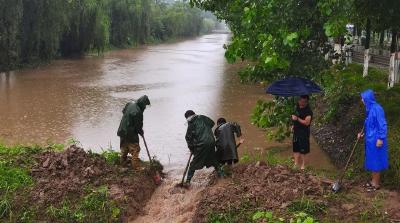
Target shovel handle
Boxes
[181,153,193,185]
[338,126,365,182]
[141,135,153,164]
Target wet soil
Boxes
[311,97,364,167]
[20,145,160,222]
[192,163,400,223]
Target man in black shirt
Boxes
[291,95,313,170]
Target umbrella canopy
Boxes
[265,77,323,97]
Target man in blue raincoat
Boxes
[357,89,388,191]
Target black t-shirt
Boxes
[293,105,313,138]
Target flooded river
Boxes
[0,33,332,170]
[1,34,334,222]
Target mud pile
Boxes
[29,145,158,221]
[192,163,325,222]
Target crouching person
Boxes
[214,118,244,165]
[117,95,150,170]
[184,110,224,186]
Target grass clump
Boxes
[46,186,121,223]
[287,197,326,216]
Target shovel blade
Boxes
[331,181,341,193]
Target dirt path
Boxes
[130,168,214,223]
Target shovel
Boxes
[141,135,162,185]
[175,153,193,188]
[176,142,243,189]
[331,127,364,193]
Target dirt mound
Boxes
[192,163,324,222]
[29,145,158,222]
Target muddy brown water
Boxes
[1,34,334,222]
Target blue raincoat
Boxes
[361,90,389,172]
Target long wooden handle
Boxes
[141,135,153,163]
[181,153,193,185]
[339,126,365,182]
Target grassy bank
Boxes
[315,63,400,188]
[193,151,399,223]
[0,143,161,222]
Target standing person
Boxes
[291,95,313,170]
[214,118,244,165]
[184,110,224,185]
[358,89,388,191]
[117,95,151,170]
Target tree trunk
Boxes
[363,18,371,77]
[379,30,385,48]
[388,30,398,88]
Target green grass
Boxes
[240,147,292,166]
[100,149,121,165]
[46,186,121,223]
[287,197,327,216]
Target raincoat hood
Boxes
[136,95,150,111]
[361,89,376,112]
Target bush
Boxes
[251,98,295,142]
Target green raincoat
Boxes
[185,115,218,170]
[117,95,150,144]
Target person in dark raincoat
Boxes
[358,89,388,191]
[184,110,224,185]
[214,118,244,165]
[117,95,150,170]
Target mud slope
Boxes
[23,145,159,222]
[192,163,400,223]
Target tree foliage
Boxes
[0,0,217,71]
[191,0,332,82]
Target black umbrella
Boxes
[265,77,323,96]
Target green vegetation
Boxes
[287,197,326,216]
[46,186,121,223]
[0,0,218,71]
[240,147,292,167]
[207,207,318,223]
[101,149,121,165]
[0,144,45,221]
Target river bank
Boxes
[192,162,400,223]
[0,143,162,222]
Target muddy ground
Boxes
[17,145,161,222]
[192,163,400,223]
[311,97,364,168]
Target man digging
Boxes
[117,95,151,170]
[214,118,244,171]
[184,110,225,187]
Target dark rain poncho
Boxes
[185,115,218,170]
[214,122,242,163]
[361,90,389,172]
[117,95,150,144]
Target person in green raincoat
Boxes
[117,95,150,170]
[184,110,224,185]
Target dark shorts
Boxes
[293,135,310,154]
